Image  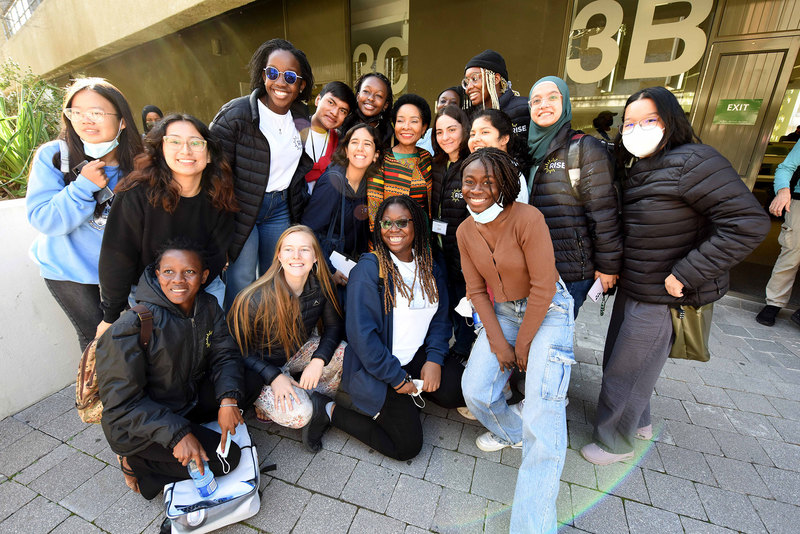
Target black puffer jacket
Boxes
[499,89,530,142]
[210,88,314,262]
[620,143,770,305]
[96,266,244,457]
[530,124,622,282]
[431,158,468,282]
[243,273,344,386]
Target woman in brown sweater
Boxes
[456,147,574,534]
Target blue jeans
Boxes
[224,191,290,309]
[461,281,574,534]
[564,277,594,318]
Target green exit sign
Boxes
[712,99,762,125]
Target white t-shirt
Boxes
[304,128,331,194]
[516,172,529,204]
[257,99,303,193]
[390,252,438,365]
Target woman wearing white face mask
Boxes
[26,78,142,352]
[581,87,770,466]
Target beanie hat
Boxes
[465,49,508,80]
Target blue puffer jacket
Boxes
[341,253,450,417]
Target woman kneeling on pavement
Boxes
[228,225,346,452]
[457,148,574,534]
[303,195,466,459]
[96,239,260,499]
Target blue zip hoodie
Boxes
[26,141,122,284]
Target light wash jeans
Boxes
[224,190,290,310]
[461,280,574,534]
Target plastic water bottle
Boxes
[470,301,482,333]
[187,459,217,497]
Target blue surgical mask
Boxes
[467,198,504,224]
[82,122,123,159]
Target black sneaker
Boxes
[756,305,780,326]
[792,309,800,328]
[302,392,331,453]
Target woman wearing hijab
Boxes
[526,76,622,315]
[141,105,163,135]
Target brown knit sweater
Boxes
[456,201,559,357]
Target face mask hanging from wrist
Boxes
[82,121,124,159]
[622,125,664,158]
[467,194,505,224]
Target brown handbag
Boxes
[669,303,713,362]
[75,305,153,423]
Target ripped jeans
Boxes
[461,280,574,534]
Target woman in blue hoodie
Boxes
[26,78,141,351]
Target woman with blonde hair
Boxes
[228,225,345,452]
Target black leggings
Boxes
[44,279,103,352]
[126,372,262,500]
[331,348,464,460]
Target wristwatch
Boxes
[394,373,412,390]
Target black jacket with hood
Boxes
[499,88,530,142]
[210,88,314,262]
[530,123,623,282]
[619,143,769,305]
[96,266,244,457]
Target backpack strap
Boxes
[567,133,584,200]
[130,304,153,351]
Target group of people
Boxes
[26,38,770,533]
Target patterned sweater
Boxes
[367,149,432,229]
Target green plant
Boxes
[0,60,63,199]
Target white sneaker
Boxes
[476,431,522,452]
[457,406,477,420]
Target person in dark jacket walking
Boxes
[430,105,473,359]
[581,87,770,466]
[303,124,380,288]
[228,226,345,452]
[303,196,465,459]
[527,76,622,315]
[96,114,237,338]
[462,49,529,142]
[96,241,260,499]
[210,38,315,310]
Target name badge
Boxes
[432,219,448,235]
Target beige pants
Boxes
[766,199,800,307]
[253,336,346,429]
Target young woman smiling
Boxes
[228,226,345,452]
[467,109,529,204]
[303,124,380,288]
[340,72,394,149]
[457,148,574,533]
[26,78,142,352]
[366,94,433,227]
[417,86,464,155]
[302,195,465,458]
[210,38,315,310]
[303,81,357,193]
[97,114,236,337]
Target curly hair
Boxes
[248,38,314,103]
[371,195,438,313]
[154,236,208,271]
[460,147,519,208]
[116,114,238,214]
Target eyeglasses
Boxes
[64,108,118,123]
[379,218,412,230]
[461,73,482,90]
[621,117,660,135]
[528,94,561,109]
[162,135,207,151]
[264,67,303,85]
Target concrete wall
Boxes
[0,199,77,419]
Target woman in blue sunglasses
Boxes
[210,38,315,310]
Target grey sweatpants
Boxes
[594,290,673,454]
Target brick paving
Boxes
[1,293,798,533]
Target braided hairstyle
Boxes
[372,195,438,313]
[460,147,520,208]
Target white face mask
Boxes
[82,121,123,159]
[622,124,664,158]
[467,197,504,224]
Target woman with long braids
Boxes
[457,148,573,533]
[228,225,345,452]
[340,72,394,149]
[302,195,465,458]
